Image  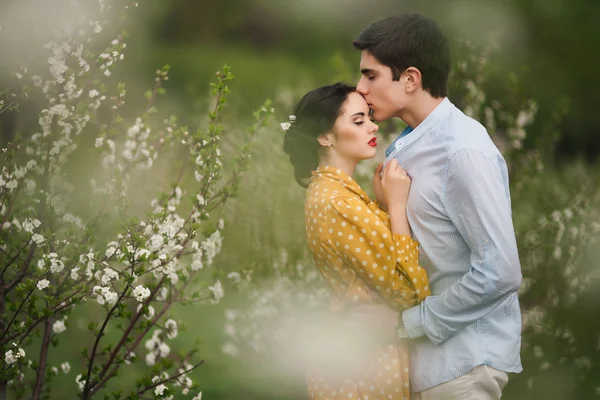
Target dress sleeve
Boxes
[323,194,430,309]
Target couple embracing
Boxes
[282,13,522,400]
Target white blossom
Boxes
[124,351,135,365]
[5,346,25,364]
[53,319,66,334]
[156,287,168,301]
[208,280,224,304]
[37,279,50,290]
[145,352,156,366]
[154,384,168,396]
[132,285,151,302]
[93,285,117,305]
[61,362,71,374]
[75,374,86,391]
[158,342,170,357]
[165,319,178,339]
[32,234,45,244]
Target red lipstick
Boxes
[368,137,377,147]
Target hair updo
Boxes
[282,83,356,188]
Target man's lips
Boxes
[368,137,377,147]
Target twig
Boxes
[136,360,204,396]
[0,287,34,343]
[31,320,52,400]
[82,283,132,398]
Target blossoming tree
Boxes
[0,1,273,398]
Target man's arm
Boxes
[402,149,522,345]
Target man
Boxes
[353,14,523,399]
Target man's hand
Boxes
[373,162,387,210]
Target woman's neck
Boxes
[318,155,356,177]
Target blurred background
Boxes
[1,0,600,399]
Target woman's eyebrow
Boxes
[350,112,365,117]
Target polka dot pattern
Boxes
[303,166,432,399]
[306,344,412,400]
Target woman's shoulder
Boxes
[306,180,359,210]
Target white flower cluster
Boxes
[137,303,155,320]
[4,343,26,365]
[37,253,65,274]
[37,279,50,291]
[507,100,538,150]
[50,361,71,375]
[132,285,151,302]
[75,373,86,391]
[53,317,67,334]
[22,218,41,233]
[98,37,127,77]
[208,280,224,305]
[280,114,296,131]
[172,362,194,395]
[164,319,178,339]
[92,285,118,305]
[144,329,170,366]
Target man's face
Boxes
[356,50,408,122]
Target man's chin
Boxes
[370,110,389,122]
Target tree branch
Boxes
[82,283,131,398]
[31,320,52,400]
[136,360,204,396]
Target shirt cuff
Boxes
[402,305,425,339]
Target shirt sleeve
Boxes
[402,149,522,344]
[323,194,430,309]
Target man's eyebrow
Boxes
[360,68,376,75]
[350,112,365,117]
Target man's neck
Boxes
[398,95,446,129]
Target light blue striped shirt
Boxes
[384,98,523,392]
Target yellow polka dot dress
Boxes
[304,166,430,400]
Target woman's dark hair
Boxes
[353,13,450,98]
[282,83,356,188]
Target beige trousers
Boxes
[412,365,509,400]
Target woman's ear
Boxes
[317,133,333,148]
[404,66,422,93]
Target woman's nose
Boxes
[370,122,379,134]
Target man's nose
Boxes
[356,77,368,95]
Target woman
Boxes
[282,83,430,400]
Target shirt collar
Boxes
[387,97,453,156]
[311,166,370,200]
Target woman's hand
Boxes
[373,162,387,210]
[381,159,412,209]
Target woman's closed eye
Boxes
[355,121,364,126]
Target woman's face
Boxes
[329,92,380,162]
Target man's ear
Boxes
[317,133,333,148]
[404,67,422,93]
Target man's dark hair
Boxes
[353,14,450,98]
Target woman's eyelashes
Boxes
[354,121,364,126]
